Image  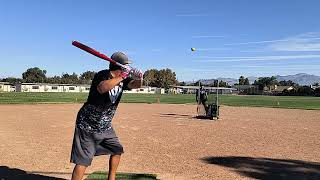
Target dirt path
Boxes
[0,104,319,179]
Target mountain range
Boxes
[186,73,320,86]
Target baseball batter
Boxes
[70,52,143,180]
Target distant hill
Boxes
[185,78,239,85]
[188,77,257,86]
[184,73,320,86]
[275,73,320,85]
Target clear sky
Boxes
[1,0,320,81]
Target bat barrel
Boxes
[72,40,125,68]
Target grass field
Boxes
[85,171,157,180]
[1,92,320,110]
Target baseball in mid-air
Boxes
[191,47,196,51]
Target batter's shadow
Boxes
[201,156,320,180]
[0,166,67,180]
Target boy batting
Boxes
[70,51,143,180]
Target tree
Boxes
[143,68,178,89]
[219,80,229,87]
[282,88,296,96]
[157,68,178,89]
[279,80,297,86]
[314,88,320,97]
[1,77,24,84]
[22,67,47,83]
[80,71,96,84]
[296,86,314,96]
[244,78,250,85]
[238,76,250,85]
[253,76,278,90]
[46,76,61,84]
[239,76,245,85]
[143,69,158,87]
[61,73,79,84]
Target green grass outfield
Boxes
[85,171,157,180]
[0,92,320,110]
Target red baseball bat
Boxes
[72,40,126,68]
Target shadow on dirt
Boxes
[159,113,194,119]
[0,166,67,180]
[159,113,216,121]
[201,156,320,180]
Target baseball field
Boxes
[0,93,320,179]
[1,92,320,109]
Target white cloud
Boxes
[269,32,320,51]
[194,54,320,62]
[224,39,292,46]
[229,64,320,69]
[223,32,320,52]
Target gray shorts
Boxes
[70,126,124,166]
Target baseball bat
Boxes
[72,40,126,68]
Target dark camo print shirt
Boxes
[76,70,132,133]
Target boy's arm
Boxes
[97,77,124,94]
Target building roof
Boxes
[274,86,294,92]
[17,83,90,86]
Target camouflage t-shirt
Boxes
[76,69,132,133]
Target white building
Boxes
[0,82,15,92]
[168,87,183,94]
[8,83,164,94]
[15,83,90,93]
[124,86,165,94]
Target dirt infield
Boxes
[0,104,319,179]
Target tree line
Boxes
[238,75,320,96]
[1,67,180,89]
[1,67,96,85]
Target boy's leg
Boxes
[70,127,95,180]
[108,155,121,180]
[71,164,87,180]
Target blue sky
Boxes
[1,0,320,81]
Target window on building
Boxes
[69,87,75,90]
[0,85,2,89]
[52,86,58,90]
[32,86,39,89]
[151,89,155,91]
[139,88,144,91]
